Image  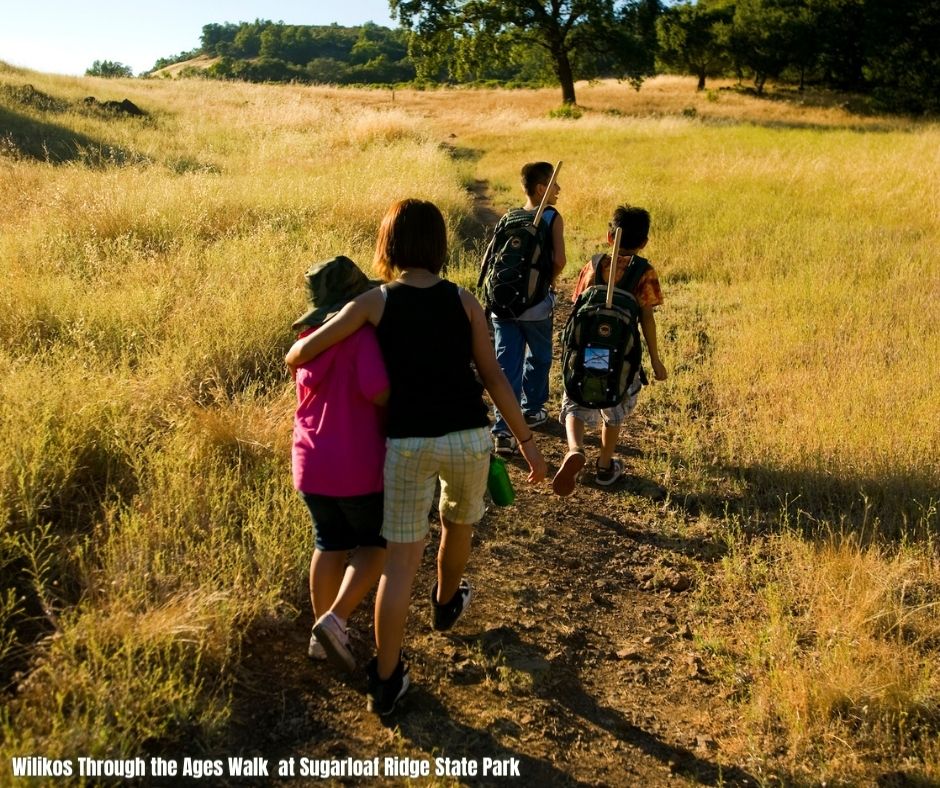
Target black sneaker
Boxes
[430,579,472,631]
[595,458,624,487]
[366,656,410,716]
[523,408,549,428]
[493,434,517,458]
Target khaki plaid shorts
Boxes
[382,427,491,543]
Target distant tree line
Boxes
[656,0,940,113]
[161,20,419,85]
[144,2,938,114]
[86,60,134,78]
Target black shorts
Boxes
[300,491,386,552]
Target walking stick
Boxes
[605,226,622,309]
[532,161,562,227]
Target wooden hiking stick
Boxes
[532,161,562,227]
[605,226,622,309]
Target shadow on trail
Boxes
[586,512,729,563]
[390,690,592,788]
[452,626,759,787]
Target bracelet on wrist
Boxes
[519,434,535,445]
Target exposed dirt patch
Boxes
[225,275,759,786]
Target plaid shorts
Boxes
[558,375,643,428]
[382,427,491,543]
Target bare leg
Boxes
[437,518,473,604]
[374,540,425,680]
[599,422,622,469]
[310,549,346,620]
[328,546,386,621]
[565,414,586,454]
[552,415,588,496]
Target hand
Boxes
[651,358,667,381]
[519,437,547,483]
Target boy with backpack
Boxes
[480,161,567,457]
[552,205,667,496]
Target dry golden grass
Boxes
[699,530,940,781]
[1,63,938,782]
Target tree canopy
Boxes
[655,0,939,112]
[390,1,662,104]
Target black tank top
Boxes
[376,280,490,439]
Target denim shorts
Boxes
[382,427,491,543]
[301,491,386,552]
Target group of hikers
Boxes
[284,161,667,715]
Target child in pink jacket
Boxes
[292,256,389,673]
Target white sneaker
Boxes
[308,629,327,661]
[313,612,356,673]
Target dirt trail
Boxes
[225,181,756,787]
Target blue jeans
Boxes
[491,314,553,435]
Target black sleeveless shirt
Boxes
[376,280,490,439]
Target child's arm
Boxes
[461,289,547,483]
[285,288,385,369]
[639,306,667,381]
[550,213,567,282]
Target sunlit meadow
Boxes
[1,65,938,781]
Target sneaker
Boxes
[366,656,411,716]
[523,408,549,428]
[551,450,586,496]
[595,458,624,487]
[493,433,518,458]
[430,579,472,631]
[307,629,327,661]
[313,612,355,673]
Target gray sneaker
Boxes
[523,408,549,428]
[430,579,472,631]
[367,656,410,716]
[595,458,624,487]
[493,433,518,458]
[307,629,327,661]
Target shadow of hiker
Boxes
[440,626,758,787]
[585,511,728,564]
[388,688,594,788]
[556,685,758,786]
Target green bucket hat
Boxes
[291,255,377,331]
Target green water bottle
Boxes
[487,454,515,506]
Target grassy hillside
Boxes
[1,64,938,783]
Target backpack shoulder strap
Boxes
[619,255,651,294]
[589,254,607,287]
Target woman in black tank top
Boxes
[287,199,545,714]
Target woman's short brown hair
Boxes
[373,199,448,281]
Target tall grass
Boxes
[456,93,939,780]
[2,64,938,782]
[460,111,939,527]
[0,64,473,762]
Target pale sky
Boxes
[0,1,399,77]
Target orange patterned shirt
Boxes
[571,255,663,309]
